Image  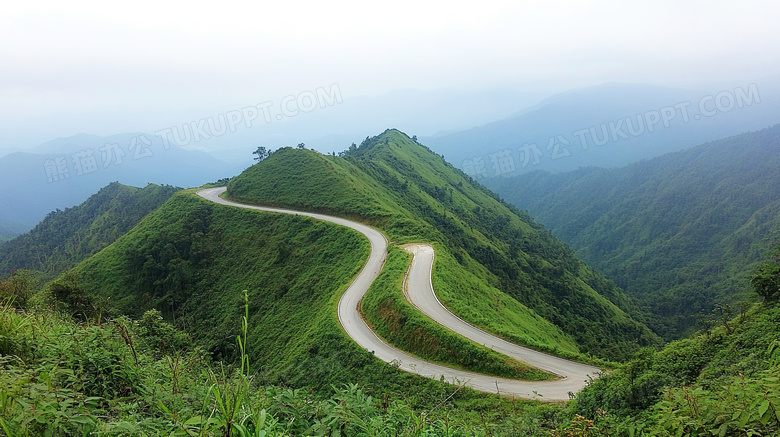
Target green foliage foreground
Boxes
[552,246,780,436]
[3,274,778,435]
[553,305,780,436]
[0,299,567,436]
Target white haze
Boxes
[1,0,779,155]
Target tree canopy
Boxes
[252,146,270,162]
[752,245,780,302]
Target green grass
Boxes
[73,190,372,386]
[361,245,556,381]
[0,300,569,436]
[227,129,659,362]
[228,147,397,227]
[430,243,581,358]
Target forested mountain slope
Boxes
[565,244,780,435]
[486,124,780,338]
[0,182,179,278]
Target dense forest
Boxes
[486,124,780,339]
[565,244,780,435]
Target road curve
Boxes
[197,187,600,401]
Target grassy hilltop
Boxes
[62,129,659,394]
[227,129,659,362]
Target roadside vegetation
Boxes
[2,244,778,435]
[361,246,557,381]
[228,130,659,363]
[0,288,566,436]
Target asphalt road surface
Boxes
[197,187,600,401]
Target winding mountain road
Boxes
[197,187,600,401]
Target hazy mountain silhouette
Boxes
[424,82,779,177]
[1,133,236,234]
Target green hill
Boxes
[6,128,778,435]
[227,129,659,361]
[57,130,658,401]
[66,188,542,391]
[70,190,390,387]
[58,129,656,392]
[485,124,780,339]
[563,244,780,435]
[0,182,179,279]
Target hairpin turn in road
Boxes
[197,187,600,401]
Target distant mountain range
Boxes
[1,132,238,235]
[0,87,543,164]
[6,81,778,239]
[485,124,780,339]
[424,82,780,177]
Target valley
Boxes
[486,124,780,339]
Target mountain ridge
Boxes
[424,82,778,177]
[227,129,659,360]
[486,123,780,338]
[0,182,179,279]
[0,132,236,233]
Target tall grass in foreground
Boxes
[5,293,778,435]
[3,295,555,436]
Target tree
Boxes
[296,143,306,150]
[49,271,101,320]
[0,270,41,309]
[751,246,780,302]
[751,263,780,302]
[252,146,270,162]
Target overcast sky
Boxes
[2,0,779,149]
